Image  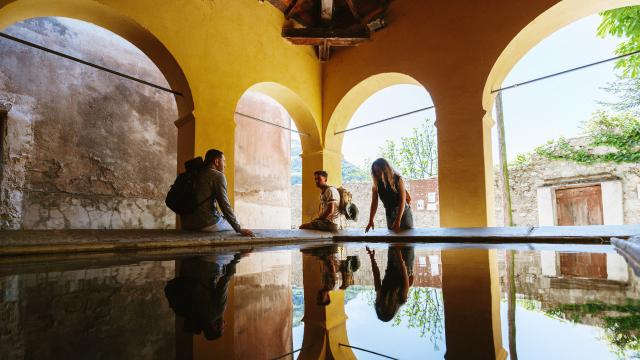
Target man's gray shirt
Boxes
[180,168,241,232]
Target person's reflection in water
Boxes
[164,251,250,340]
[367,245,415,322]
[339,255,361,290]
[316,248,339,306]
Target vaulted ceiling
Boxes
[264,0,392,61]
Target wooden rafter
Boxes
[343,0,362,22]
[284,0,299,19]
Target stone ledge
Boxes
[1,225,639,256]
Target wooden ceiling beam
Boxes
[284,0,300,19]
[343,0,363,23]
[321,0,334,24]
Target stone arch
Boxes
[483,0,640,123]
[324,72,429,153]
[240,82,322,154]
[0,0,194,118]
[233,82,322,227]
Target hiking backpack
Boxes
[337,186,359,221]
[165,157,207,215]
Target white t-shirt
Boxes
[319,186,342,226]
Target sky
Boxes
[340,14,626,165]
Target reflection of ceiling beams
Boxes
[264,0,391,61]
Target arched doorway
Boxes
[0,15,192,229]
[233,82,321,230]
[325,73,438,229]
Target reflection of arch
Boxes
[483,0,640,123]
[0,0,194,118]
[325,72,428,152]
[241,82,322,153]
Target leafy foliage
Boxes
[598,6,640,78]
[379,119,438,179]
[391,287,445,350]
[535,111,640,164]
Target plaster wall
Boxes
[234,92,291,229]
[0,17,178,229]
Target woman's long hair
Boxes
[371,158,398,193]
[375,272,404,322]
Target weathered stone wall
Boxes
[0,261,176,359]
[494,138,640,227]
[234,92,291,229]
[0,17,178,229]
[291,179,440,229]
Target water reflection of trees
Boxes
[392,287,444,349]
[342,286,445,349]
[546,300,640,359]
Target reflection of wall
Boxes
[234,92,291,229]
[234,251,293,359]
[498,250,639,311]
[0,261,176,359]
[0,18,178,229]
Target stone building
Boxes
[494,137,640,227]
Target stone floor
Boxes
[1,225,639,256]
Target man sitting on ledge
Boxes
[299,170,343,232]
[181,149,254,237]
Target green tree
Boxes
[379,119,438,179]
[598,6,640,78]
[535,111,640,164]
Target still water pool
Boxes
[1,243,638,359]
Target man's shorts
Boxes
[310,219,339,231]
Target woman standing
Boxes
[365,158,414,232]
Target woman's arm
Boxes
[396,249,410,301]
[367,247,382,291]
[393,178,407,231]
[365,184,379,233]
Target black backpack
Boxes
[165,157,208,215]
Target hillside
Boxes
[290,138,369,185]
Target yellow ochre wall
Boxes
[322,0,640,227]
[2,0,639,228]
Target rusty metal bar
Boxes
[234,111,310,136]
[0,31,183,96]
[334,105,435,135]
[492,48,640,93]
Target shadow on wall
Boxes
[0,17,178,230]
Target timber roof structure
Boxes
[264,0,392,61]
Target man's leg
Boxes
[199,218,234,232]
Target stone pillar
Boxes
[441,249,507,360]
[437,97,494,228]
[174,113,196,173]
[174,114,195,229]
[298,252,356,360]
[300,149,343,222]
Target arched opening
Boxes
[485,2,640,229]
[0,15,192,229]
[485,3,640,359]
[325,73,439,230]
[233,82,321,230]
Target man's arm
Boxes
[318,202,337,220]
[212,173,243,233]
